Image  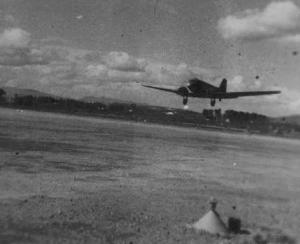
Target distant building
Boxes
[202,109,222,124]
[214,109,222,123]
[203,109,214,120]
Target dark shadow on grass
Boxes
[0,137,88,154]
[0,159,131,174]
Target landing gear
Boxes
[183,96,188,105]
[210,98,216,107]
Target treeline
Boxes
[224,110,269,132]
[12,94,107,114]
[224,110,300,135]
[0,89,299,137]
[0,91,205,127]
[202,108,300,136]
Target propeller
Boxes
[177,86,189,97]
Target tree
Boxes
[0,89,6,103]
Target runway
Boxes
[0,108,299,243]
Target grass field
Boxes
[0,107,299,243]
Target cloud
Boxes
[81,51,103,63]
[228,75,246,91]
[261,86,300,115]
[81,52,215,86]
[288,96,300,112]
[278,33,300,43]
[17,44,215,88]
[224,76,300,116]
[104,51,147,72]
[0,48,48,66]
[0,11,17,28]
[228,75,263,92]
[218,1,300,41]
[0,28,31,48]
[3,14,16,25]
[0,28,50,66]
[84,63,146,84]
[144,62,215,86]
[85,64,108,78]
[2,43,299,116]
[0,44,216,98]
[107,69,145,82]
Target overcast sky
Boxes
[0,0,299,116]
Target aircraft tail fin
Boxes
[219,79,227,92]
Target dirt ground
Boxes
[0,108,299,243]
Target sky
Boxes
[0,0,300,116]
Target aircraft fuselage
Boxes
[142,78,280,107]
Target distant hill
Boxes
[81,96,137,105]
[1,87,53,99]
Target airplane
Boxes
[142,78,281,107]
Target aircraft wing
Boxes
[142,85,178,94]
[215,90,281,99]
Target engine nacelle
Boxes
[177,86,189,97]
[177,86,189,105]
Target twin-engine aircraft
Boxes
[142,78,280,107]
